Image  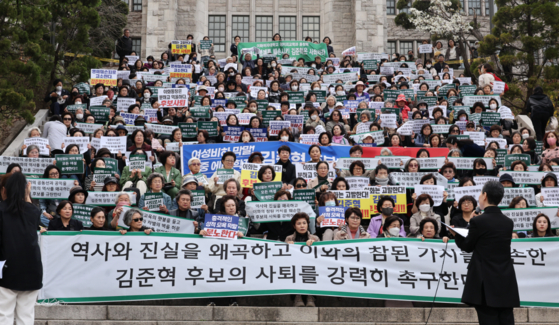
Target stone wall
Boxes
[323,0,354,54]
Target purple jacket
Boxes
[367,215,407,238]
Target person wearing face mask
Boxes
[369,164,392,186]
[44,79,70,115]
[377,216,404,238]
[471,159,489,178]
[367,196,406,238]
[305,108,325,129]
[448,180,519,325]
[409,193,441,237]
[314,192,341,241]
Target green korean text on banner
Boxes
[72,204,96,227]
[216,169,235,185]
[55,155,84,174]
[481,112,501,127]
[237,41,328,62]
[197,121,219,137]
[143,192,165,211]
[293,189,316,209]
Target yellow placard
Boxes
[171,42,192,55]
[369,193,407,216]
[91,78,116,87]
[240,169,282,188]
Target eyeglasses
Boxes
[49,172,59,177]
[223,159,235,163]
[133,218,143,222]
[348,216,361,221]
[443,170,453,174]
[63,118,72,121]
[190,163,201,166]
[295,183,306,188]
[408,164,418,167]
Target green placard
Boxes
[418,96,438,107]
[535,141,544,157]
[261,110,282,126]
[72,204,95,227]
[190,106,211,119]
[381,107,400,115]
[144,192,165,211]
[356,108,375,121]
[335,95,347,102]
[439,83,456,95]
[416,91,427,98]
[384,89,414,101]
[149,87,164,98]
[178,122,198,138]
[253,181,283,201]
[481,112,501,127]
[504,154,531,167]
[256,99,269,111]
[459,85,477,96]
[74,82,91,95]
[66,104,87,114]
[455,135,470,141]
[231,96,247,106]
[312,90,328,103]
[200,40,213,50]
[93,167,114,184]
[293,189,316,209]
[238,217,249,236]
[216,169,235,184]
[141,103,152,110]
[104,158,119,174]
[192,96,203,105]
[55,154,84,174]
[197,121,218,137]
[495,149,507,165]
[313,180,329,190]
[90,106,110,123]
[285,91,305,104]
[362,60,378,70]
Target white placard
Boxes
[414,185,445,206]
[23,138,50,156]
[380,114,397,128]
[62,136,90,154]
[100,136,127,154]
[419,44,433,54]
[119,206,195,233]
[453,185,484,204]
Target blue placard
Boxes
[318,206,348,227]
[204,214,240,239]
[248,128,268,140]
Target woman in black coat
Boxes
[0,172,45,324]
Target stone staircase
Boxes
[33,305,559,324]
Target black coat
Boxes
[47,217,84,231]
[276,159,296,185]
[0,202,43,291]
[116,36,133,58]
[454,206,520,308]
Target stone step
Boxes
[33,322,559,325]
[33,305,559,323]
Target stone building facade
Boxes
[123,0,493,60]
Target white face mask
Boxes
[56,86,62,91]
[230,72,235,76]
[218,87,224,92]
[242,136,250,142]
[336,91,345,96]
[271,63,277,67]
[459,116,467,121]
[388,228,400,237]
[313,87,320,91]
[76,114,84,119]
[312,64,316,68]
[490,104,497,109]
[291,86,298,91]
[419,204,431,212]
[311,115,318,121]
[281,136,289,141]
[75,101,82,105]
[522,133,529,139]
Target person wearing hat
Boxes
[134,115,147,126]
[197,85,208,97]
[68,186,88,205]
[354,81,370,101]
[162,115,174,125]
[115,125,128,137]
[536,173,558,207]
[226,100,237,109]
[103,176,121,192]
[446,136,485,158]
[112,116,126,126]
[182,176,199,191]
[168,189,205,232]
[182,158,211,193]
[395,94,411,120]
[499,174,516,188]
[455,109,469,123]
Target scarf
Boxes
[294,231,309,243]
[332,135,345,144]
[341,225,365,239]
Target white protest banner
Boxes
[117,97,136,112]
[412,119,431,135]
[428,106,447,119]
[145,123,175,135]
[314,125,326,135]
[380,113,397,128]
[246,200,316,222]
[415,157,446,169]
[448,157,494,170]
[23,137,50,156]
[336,158,379,170]
[380,66,394,75]
[463,95,502,107]
[341,46,356,56]
[91,138,101,150]
[284,115,304,129]
[499,187,536,207]
[463,131,486,146]
[321,72,359,84]
[62,136,90,154]
[109,124,143,133]
[75,123,104,134]
[89,96,108,106]
[457,77,472,85]
[100,136,127,154]
[390,172,447,188]
[472,176,499,186]
[85,192,137,206]
[237,113,255,125]
[295,162,335,183]
[397,121,413,136]
[165,142,180,152]
[498,106,514,120]
[158,88,189,108]
[37,233,559,305]
[269,121,291,136]
[376,156,410,169]
[500,171,546,185]
[356,122,373,135]
[120,113,142,125]
[250,86,268,98]
[453,185,484,204]
[485,138,508,149]
[541,187,559,206]
[446,182,460,201]
[28,178,74,199]
[299,134,320,145]
[90,69,117,86]
[493,81,506,94]
[431,124,451,134]
[0,156,53,175]
[125,55,139,66]
[319,206,347,227]
[414,185,445,206]
[418,44,433,54]
[118,206,195,234]
[345,177,370,190]
[501,207,559,231]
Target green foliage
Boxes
[89,0,129,58]
[479,0,559,113]
[394,13,415,30]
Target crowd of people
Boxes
[0,29,557,316]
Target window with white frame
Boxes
[302,16,320,42]
[209,15,226,52]
[279,16,297,40]
[256,16,273,42]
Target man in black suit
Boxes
[450,180,519,325]
[116,29,133,65]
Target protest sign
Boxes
[143,192,165,211]
[499,187,536,207]
[171,40,192,55]
[75,123,104,134]
[414,185,445,206]
[331,190,371,218]
[356,122,373,135]
[500,171,546,185]
[541,187,559,206]
[397,121,413,136]
[345,177,370,190]
[293,189,316,209]
[463,131,485,146]
[246,200,316,222]
[448,157,494,170]
[364,186,407,215]
[55,154,84,175]
[145,123,176,135]
[85,192,137,206]
[431,124,451,134]
[100,136,127,154]
[62,137,89,154]
[419,44,433,53]
[216,169,235,185]
[390,172,448,188]
[0,156,52,175]
[222,126,244,142]
[120,113,141,125]
[380,114,397,128]
[493,81,506,94]
[501,207,559,231]
[319,206,347,227]
[129,154,147,172]
[170,67,192,82]
[238,41,328,62]
[462,95,501,107]
[349,130,385,145]
[472,176,499,186]
[453,185,484,204]
[269,121,291,136]
[90,69,116,86]
[203,214,240,240]
[178,122,198,138]
[415,157,446,169]
[377,156,410,169]
[284,115,304,129]
[117,97,136,112]
[504,154,531,167]
[28,178,74,199]
[336,158,379,170]
[92,167,114,188]
[197,121,219,137]
[295,162,336,183]
[481,112,501,127]
[72,204,95,227]
[188,190,206,209]
[119,206,195,234]
[23,137,50,156]
[253,182,283,201]
[248,128,268,142]
[240,163,282,188]
[66,104,87,114]
[238,113,256,126]
[158,88,189,108]
[261,110,282,126]
[165,142,180,152]
[89,106,110,123]
[299,134,319,145]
